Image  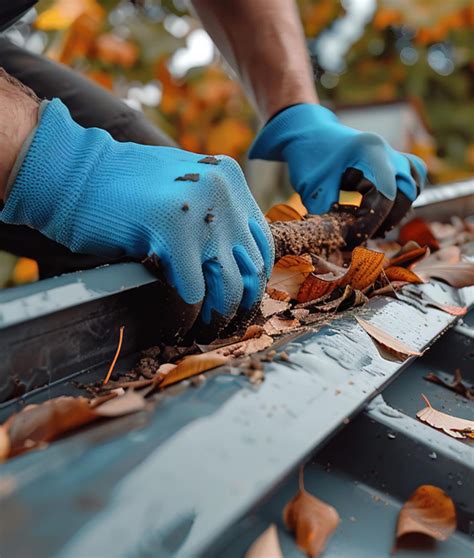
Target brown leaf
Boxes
[93,390,147,417]
[297,247,385,303]
[264,316,300,335]
[384,266,424,284]
[356,317,422,361]
[159,353,230,388]
[425,370,474,400]
[399,218,440,251]
[387,242,429,268]
[261,295,290,318]
[245,524,283,558]
[416,394,474,438]
[1,389,148,459]
[268,254,314,300]
[413,247,474,287]
[417,292,467,316]
[266,287,291,302]
[160,333,274,388]
[394,485,456,552]
[283,469,340,558]
[266,203,304,222]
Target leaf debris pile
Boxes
[1,210,474,460]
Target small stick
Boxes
[103,326,125,385]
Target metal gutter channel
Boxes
[0,281,472,557]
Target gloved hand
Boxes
[1,98,274,326]
[249,103,427,239]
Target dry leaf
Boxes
[160,333,274,388]
[384,266,424,284]
[266,287,291,302]
[268,254,314,300]
[425,370,473,400]
[261,296,290,318]
[245,524,283,558]
[356,317,422,361]
[297,247,385,303]
[93,390,147,416]
[160,353,229,388]
[1,390,146,459]
[264,316,300,335]
[266,204,304,222]
[413,247,474,287]
[416,394,474,438]
[399,218,440,251]
[394,485,456,552]
[387,242,429,269]
[284,469,340,558]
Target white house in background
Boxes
[335,99,435,154]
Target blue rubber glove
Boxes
[1,99,274,325]
[249,103,427,238]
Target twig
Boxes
[103,326,125,385]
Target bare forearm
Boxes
[191,0,318,121]
[0,68,39,201]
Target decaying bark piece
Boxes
[269,212,354,260]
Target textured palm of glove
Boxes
[1,99,274,326]
[249,103,427,238]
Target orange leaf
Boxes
[159,353,229,388]
[297,247,384,303]
[245,524,283,558]
[384,266,424,284]
[268,254,315,300]
[394,485,456,552]
[344,247,385,290]
[160,333,274,388]
[399,218,440,251]
[356,317,422,361]
[388,243,429,268]
[416,394,474,439]
[283,469,340,558]
[266,204,304,222]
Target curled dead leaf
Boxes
[425,370,474,400]
[268,254,314,300]
[384,266,424,284]
[387,242,429,269]
[266,203,304,222]
[356,317,422,361]
[394,485,456,553]
[1,390,147,459]
[297,247,385,303]
[416,394,474,439]
[159,353,229,388]
[160,333,274,388]
[283,469,340,558]
[245,524,283,558]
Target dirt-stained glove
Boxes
[249,103,427,239]
[1,98,274,325]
